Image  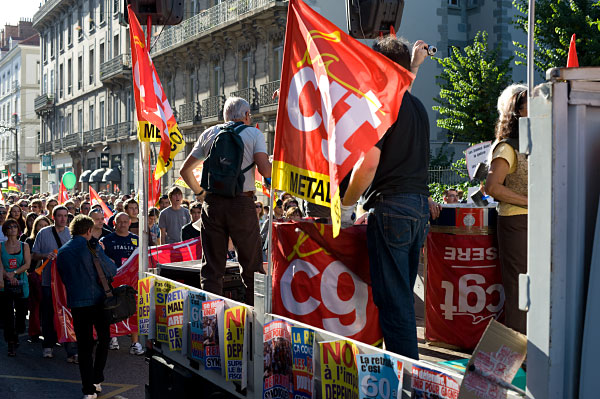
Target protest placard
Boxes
[166,288,187,351]
[263,320,293,399]
[411,365,460,399]
[188,292,206,362]
[356,354,403,399]
[465,141,492,180]
[224,306,248,387]
[292,326,315,399]
[137,276,154,335]
[202,299,224,371]
[320,340,359,399]
[155,280,174,343]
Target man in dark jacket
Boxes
[57,215,117,399]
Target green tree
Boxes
[433,31,513,144]
[513,0,600,73]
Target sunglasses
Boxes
[256,205,263,208]
[6,224,18,230]
[20,204,29,207]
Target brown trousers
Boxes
[497,214,528,334]
[199,194,264,305]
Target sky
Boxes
[1,0,42,32]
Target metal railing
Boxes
[201,95,225,119]
[259,80,280,107]
[151,0,278,55]
[428,167,469,186]
[4,151,16,161]
[63,132,81,148]
[34,94,55,112]
[117,121,132,138]
[11,81,20,93]
[178,102,199,123]
[105,124,118,140]
[52,138,62,152]
[99,54,132,81]
[230,87,258,110]
[91,128,104,143]
[82,130,93,146]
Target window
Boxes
[78,6,83,39]
[89,48,95,84]
[50,30,55,58]
[88,157,96,170]
[113,33,119,57]
[42,35,47,62]
[42,73,47,94]
[99,42,105,64]
[241,51,251,89]
[99,0,105,24]
[99,100,105,128]
[448,0,459,6]
[89,0,95,31]
[77,55,83,90]
[113,0,119,14]
[67,14,72,45]
[113,95,120,124]
[36,61,40,84]
[89,104,95,130]
[78,108,83,132]
[50,71,54,95]
[67,58,72,94]
[59,63,64,98]
[211,62,221,96]
[127,153,134,192]
[59,20,64,51]
[126,90,132,121]
[273,43,283,81]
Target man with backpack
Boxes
[180,97,271,305]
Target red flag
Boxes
[272,0,414,236]
[6,171,19,192]
[567,34,579,68]
[128,6,185,180]
[89,186,114,223]
[0,189,5,204]
[58,180,69,204]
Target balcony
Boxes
[52,138,63,152]
[105,124,118,141]
[117,121,133,139]
[63,132,81,149]
[11,81,20,93]
[38,141,52,154]
[178,102,200,124]
[230,87,258,110]
[100,54,132,85]
[151,0,282,56]
[34,94,55,114]
[4,151,16,162]
[201,95,225,120]
[259,80,280,107]
[92,128,104,143]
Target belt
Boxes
[238,191,254,197]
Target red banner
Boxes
[52,237,202,342]
[272,222,382,345]
[425,232,504,349]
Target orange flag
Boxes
[567,34,579,68]
[272,0,414,236]
[89,186,114,224]
[58,180,69,204]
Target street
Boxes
[0,333,147,399]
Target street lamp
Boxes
[0,114,19,184]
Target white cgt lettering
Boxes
[280,259,321,316]
[287,66,382,166]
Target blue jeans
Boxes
[367,193,429,360]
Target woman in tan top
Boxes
[485,84,528,335]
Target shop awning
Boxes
[89,168,106,183]
[79,170,92,183]
[102,168,121,182]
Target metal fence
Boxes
[428,167,469,186]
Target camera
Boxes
[427,45,437,56]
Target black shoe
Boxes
[28,336,41,343]
[7,343,16,357]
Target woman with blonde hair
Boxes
[485,84,528,335]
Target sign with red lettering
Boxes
[426,232,504,349]
[272,222,382,345]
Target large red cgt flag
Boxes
[58,180,69,204]
[128,5,185,180]
[272,0,414,236]
[89,186,114,224]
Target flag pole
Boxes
[265,183,274,314]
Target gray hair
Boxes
[497,83,527,116]
[223,97,250,122]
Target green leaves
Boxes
[433,31,512,144]
[513,0,600,72]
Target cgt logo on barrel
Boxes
[272,223,382,345]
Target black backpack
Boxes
[200,121,254,197]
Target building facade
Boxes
[31,0,527,194]
[0,21,41,192]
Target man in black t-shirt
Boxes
[341,35,441,360]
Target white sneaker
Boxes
[109,337,119,350]
[42,348,54,358]
[129,342,144,355]
[93,383,102,393]
[82,394,97,399]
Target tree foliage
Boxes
[433,31,513,144]
[513,0,600,73]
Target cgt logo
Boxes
[279,259,367,337]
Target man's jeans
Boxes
[366,193,429,360]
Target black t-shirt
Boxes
[181,222,200,242]
[100,232,139,267]
[363,91,430,209]
[89,228,112,249]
